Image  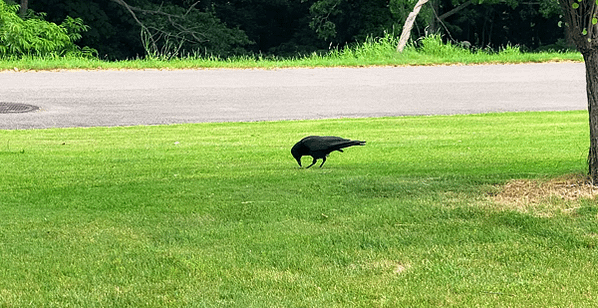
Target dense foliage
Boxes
[0,0,95,57]
[4,0,569,59]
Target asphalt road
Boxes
[0,62,588,130]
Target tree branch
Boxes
[109,0,208,58]
[437,0,473,21]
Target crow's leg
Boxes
[319,157,327,168]
[305,157,317,169]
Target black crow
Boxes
[291,136,366,168]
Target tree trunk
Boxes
[583,50,598,182]
[19,0,28,18]
[396,0,430,52]
[428,0,438,34]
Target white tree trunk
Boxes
[396,0,430,52]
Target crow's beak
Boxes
[295,157,302,168]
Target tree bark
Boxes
[428,0,438,33]
[396,0,430,52]
[19,0,28,18]
[583,50,598,182]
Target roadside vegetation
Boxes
[0,0,582,70]
[0,34,584,71]
[1,111,596,307]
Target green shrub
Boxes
[0,0,96,58]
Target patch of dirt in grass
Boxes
[350,260,411,275]
[491,173,598,215]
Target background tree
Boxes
[213,0,317,55]
[559,0,598,181]
[0,0,94,57]
[442,0,566,49]
[108,0,251,58]
[22,0,570,59]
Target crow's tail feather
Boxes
[345,140,366,147]
[335,139,366,150]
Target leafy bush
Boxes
[0,0,96,58]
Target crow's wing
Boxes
[302,136,365,152]
[300,136,347,151]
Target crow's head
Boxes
[291,142,304,167]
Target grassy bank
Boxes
[0,35,583,71]
[1,111,596,307]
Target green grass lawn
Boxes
[1,111,597,307]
